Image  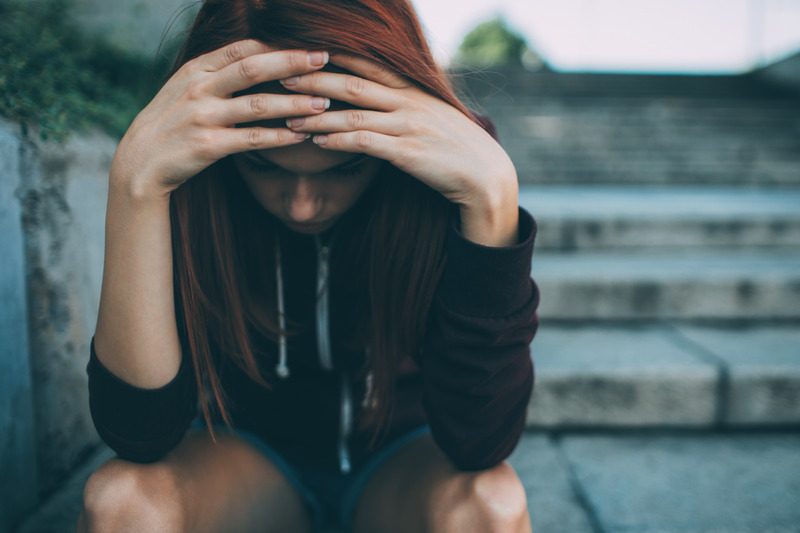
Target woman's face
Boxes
[231,71,384,235]
[233,140,383,234]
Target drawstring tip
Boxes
[275,364,290,379]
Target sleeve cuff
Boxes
[86,335,197,440]
[436,205,538,318]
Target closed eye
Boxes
[241,154,369,177]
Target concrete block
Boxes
[18,127,117,495]
[507,433,595,533]
[561,433,800,533]
[519,185,800,251]
[527,326,719,427]
[532,249,800,320]
[0,120,40,531]
[674,326,800,425]
[17,445,115,533]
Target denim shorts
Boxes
[188,416,431,532]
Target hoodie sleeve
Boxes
[86,331,198,463]
[416,202,540,471]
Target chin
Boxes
[282,218,336,234]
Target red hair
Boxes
[166,0,498,451]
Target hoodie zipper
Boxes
[315,233,352,474]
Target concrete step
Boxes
[515,167,800,186]
[530,248,800,320]
[517,432,800,533]
[20,431,800,533]
[451,64,800,99]
[519,185,800,251]
[481,97,800,185]
[526,324,800,428]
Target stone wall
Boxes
[0,119,116,530]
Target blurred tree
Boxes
[453,15,546,70]
[0,0,179,141]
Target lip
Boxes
[284,218,334,230]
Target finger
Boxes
[192,39,276,72]
[286,109,406,136]
[217,127,311,156]
[311,130,401,162]
[278,71,404,112]
[328,51,412,90]
[210,49,330,97]
[217,93,331,126]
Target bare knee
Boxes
[81,458,185,532]
[435,462,530,532]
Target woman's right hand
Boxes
[110,39,332,200]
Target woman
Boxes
[79,1,540,531]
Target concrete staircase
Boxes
[453,67,800,431]
[15,68,800,533]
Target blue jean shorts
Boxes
[188,416,431,532]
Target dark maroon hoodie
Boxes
[86,117,541,475]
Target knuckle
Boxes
[247,128,263,148]
[347,109,365,128]
[304,73,321,92]
[400,115,414,132]
[184,79,207,102]
[277,128,295,144]
[237,57,258,82]
[249,95,269,116]
[355,131,371,149]
[193,130,218,157]
[345,75,366,97]
[178,60,200,77]
[288,50,305,70]
[225,42,247,64]
[292,96,308,113]
[189,106,214,126]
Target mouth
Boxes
[283,218,335,231]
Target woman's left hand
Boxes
[277,51,518,210]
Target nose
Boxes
[285,177,322,223]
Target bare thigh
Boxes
[80,426,313,533]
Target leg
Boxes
[76,426,314,533]
[351,434,532,533]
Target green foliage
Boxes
[0,0,175,142]
[455,15,539,68]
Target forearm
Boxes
[93,175,183,389]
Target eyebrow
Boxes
[243,151,370,172]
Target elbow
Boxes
[427,369,533,472]
[90,415,194,464]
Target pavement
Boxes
[16,429,800,533]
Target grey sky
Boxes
[412,0,800,73]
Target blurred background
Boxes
[2,0,799,531]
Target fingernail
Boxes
[312,135,328,145]
[286,118,305,128]
[308,51,329,66]
[311,97,329,110]
[280,76,299,87]
[295,132,311,140]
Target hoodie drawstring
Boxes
[274,234,290,379]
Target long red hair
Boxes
[167,0,498,451]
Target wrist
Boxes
[457,177,519,247]
[109,169,172,206]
